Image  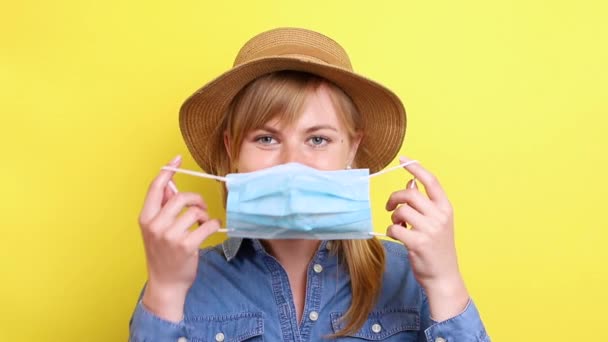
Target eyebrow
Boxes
[257,126,280,134]
[257,124,339,134]
[305,125,338,133]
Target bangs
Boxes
[228,71,320,132]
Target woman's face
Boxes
[234,85,361,173]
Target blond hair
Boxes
[207,71,385,337]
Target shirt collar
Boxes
[221,237,332,262]
[222,237,244,261]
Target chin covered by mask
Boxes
[225,163,372,240]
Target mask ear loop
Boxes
[366,160,419,179]
[162,166,228,182]
[364,160,420,238]
[161,166,229,233]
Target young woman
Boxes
[129,28,490,342]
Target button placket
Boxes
[299,245,328,340]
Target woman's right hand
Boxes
[137,155,220,322]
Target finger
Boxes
[183,219,221,251]
[386,187,441,216]
[399,156,451,211]
[157,192,208,224]
[140,155,182,223]
[163,207,210,240]
[390,203,428,229]
[386,224,420,248]
[161,179,177,207]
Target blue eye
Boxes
[308,136,330,147]
[255,135,277,145]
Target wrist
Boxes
[142,281,189,323]
[424,273,466,296]
[423,275,470,322]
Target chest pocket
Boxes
[187,312,264,342]
[330,308,420,341]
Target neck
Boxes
[261,239,321,272]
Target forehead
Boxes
[264,85,345,130]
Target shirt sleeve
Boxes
[418,288,490,342]
[128,285,188,342]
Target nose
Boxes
[280,140,307,165]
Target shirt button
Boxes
[177,338,187,342]
[215,332,225,341]
[313,264,323,273]
[371,323,382,333]
[435,338,447,342]
[326,241,332,250]
[309,311,319,321]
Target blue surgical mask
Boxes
[225,163,371,239]
[162,160,418,240]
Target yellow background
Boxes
[1,1,607,341]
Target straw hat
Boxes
[179,27,406,173]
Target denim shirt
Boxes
[129,239,490,342]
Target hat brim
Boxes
[179,56,406,174]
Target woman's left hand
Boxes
[385,156,469,321]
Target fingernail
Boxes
[408,178,417,189]
[168,180,179,194]
[399,156,408,163]
[169,155,182,165]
